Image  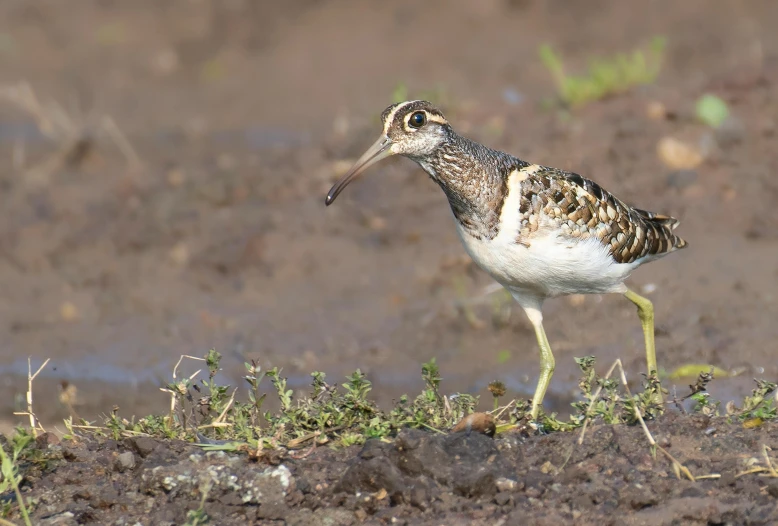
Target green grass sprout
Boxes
[539,36,666,108]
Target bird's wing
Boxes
[515,165,687,264]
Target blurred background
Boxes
[0,0,776,428]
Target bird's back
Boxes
[510,164,688,266]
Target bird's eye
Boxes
[408,111,427,128]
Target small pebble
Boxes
[60,301,80,322]
[166,168,185,187]
[168,242,190,266]
[495,477,519,492]
[540,460,557,474]
[115,451,136,472]
[494,492,512,506]
[645,101,668,121]
[657,137,704,170]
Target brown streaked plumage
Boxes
[513,165,687,263]
[325,100,687,420]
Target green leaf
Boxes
[695,94,729,128]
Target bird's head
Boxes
[325,100,452,205]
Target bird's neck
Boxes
[416,135,529,240]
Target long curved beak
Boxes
[325,135,393,205]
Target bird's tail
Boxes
[635,208,688,250]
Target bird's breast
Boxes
[453,220,635,297]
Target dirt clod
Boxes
[125,436,160,458]
[114,451,136,472]
[339,429,512,501]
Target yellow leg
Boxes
[524,307,555,420]
[623,288,662,401]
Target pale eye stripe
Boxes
[382,100,417,133]
[425,115,449,126]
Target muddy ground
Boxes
[0,0,777,422]
[0,0,778,523]
[17,415,778,525]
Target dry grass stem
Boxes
[161,354,207,418]
[762,444,778,477]
[12,357,50,437]
[212,388,237,425]
[490,399,517,421]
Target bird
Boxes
[325,100,687,420]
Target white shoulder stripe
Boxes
[513,164,543,181]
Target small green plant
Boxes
[76,351,484,452]
[0,430,34,526]
[512,355,667,434]
[421,358,442,402]
[243,360,267,429]
[184,478,212,526]
[690,391,719,415]
[677,368,719,416]
[695,93,729,128]
[738,380,777,422]
[539,36,666,108]
[55,347,775,467]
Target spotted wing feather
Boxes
[516,167,687,264]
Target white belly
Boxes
[455,221,636,298]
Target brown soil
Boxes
[19,416,778,525]
[1,0,778,523]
